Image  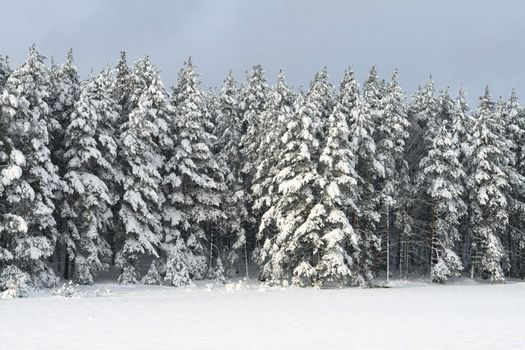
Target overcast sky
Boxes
[1,0,524,105]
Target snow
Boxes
[1,279,525,350]
[1,165,22,184]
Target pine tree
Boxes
[316,80,362,287]
[466,88,509,281]
[96,66,122,266]
[452,88,472,160]
[306,67,335,157]
[499,90,525,276]
[257,76,326,286]
[0,55,12,89]
[376,70,410,283]
[60,73,117,284]
[363,66,385,142]
[163,58,225,283]
[47,50,81,279]
[0,122,30,296]
[0,46,60,287]
[112,51,134,121]
[252,71,295,215]
[419,122,465,282]
[252,72,296,276]
[342,69,382,283]
[238,65,269,251]
[412,77,439,137]
[115,58,167,284]
[49,49,81,144]
[213,71,249,277]
[451,87,473,268]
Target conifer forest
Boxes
[2,46,525,298]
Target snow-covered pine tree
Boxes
[152,61,196,287]
[342,68,382,283]
[452,88,472,160]
[95,66,122,266]
[450,87,473,267]
[363,66,385,142]
[112,51,134,121]
[376,70,410,283]
[47,50,81,279]
[257,71,328,286]
[239,65,269,176]
[411,88,461,276]
[0,117,30,297]
[60,72,118,284]
[252,72,296,276]
[419,122,466,282]
[315,77,363,287]
[115,58,167,284]
[163,58,225,283]
[0,55,12,89]
[238,65,269,252]
[252,71,295,215]
[412,77,439,138]
[0,46,60,288]
[306,67,334,157]
[213,71,249,277]
[48,49,81,145]
[499,90,525,276]
[466,87,509,281]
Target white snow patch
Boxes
[1,279,524,350]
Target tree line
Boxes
[1,46,524,296]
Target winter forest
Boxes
[2,45,525,298]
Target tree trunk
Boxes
[507,227,513,277]
[63,251,70,280]
[430,201,436,281]
[386,206,390,284]
[244,242,249,279]
[56,241,62,273]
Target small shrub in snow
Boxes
[208,257,226,285]
[93,285,112,297]
[0,265,30,299]
[141,262,163,285]
[225,278,249,292]
[52,281,81,297]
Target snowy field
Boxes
[2,279,525,350]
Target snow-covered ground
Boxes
[2,278,525,350]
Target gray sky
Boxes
[1,0,524,106]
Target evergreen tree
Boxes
[412,77,439,137]
[47,50,81,278]
[112,51,134,121]
[49,49,81,145]
[316,80,362,287]
[499,90,525,276]
[376,70,410,282]
[343,69,382,282]
[257,78,325,285]
[306,67,335,157]
[0,124,30,296]
[238,65,269,250]
[60,72,117,284]
[163,59,225,282]
[213,71,249,277]
[363,66,385,143]
[466,88,509,281]
[0,55,12,89]
[252,71,295,215]
[115,58,167,284]
[0,46,60,287]
[419,122,466,282]
[452,88,472,160]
